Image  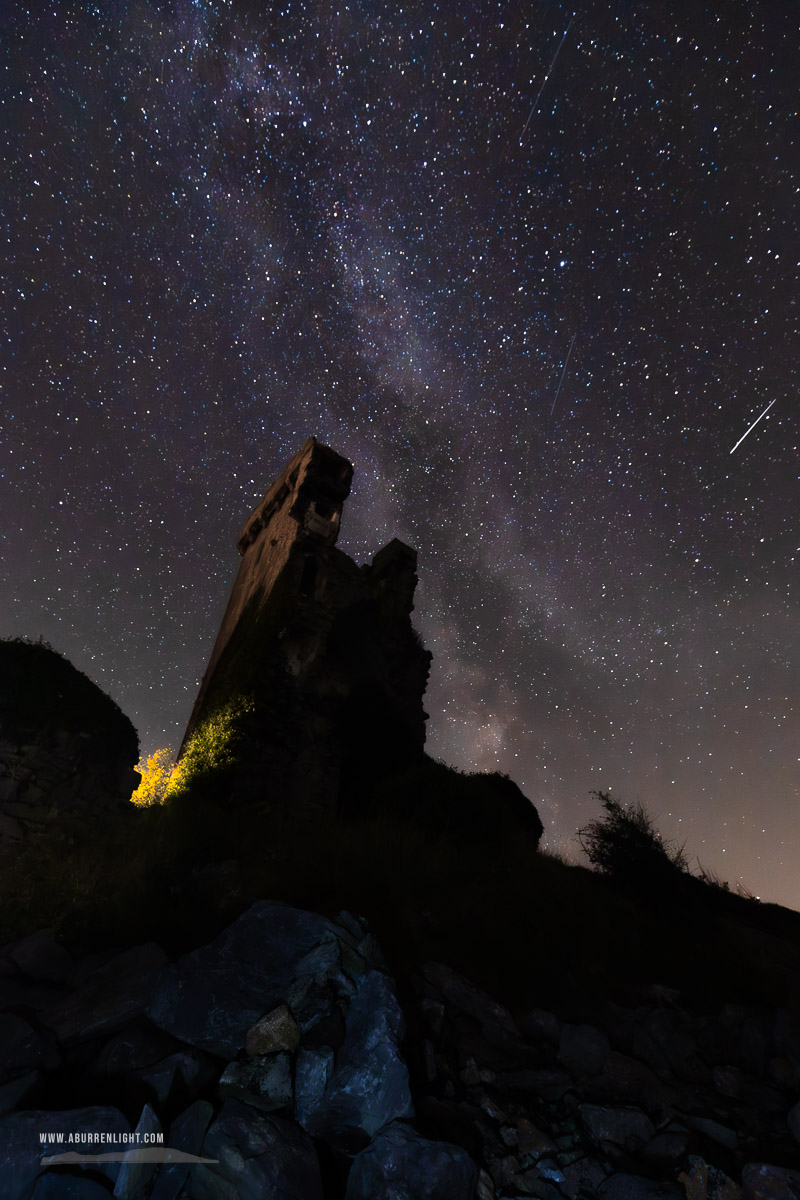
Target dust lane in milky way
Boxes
[3,2,797,906]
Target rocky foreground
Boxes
[1,900,800,1199]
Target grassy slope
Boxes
[3,763,799,1022]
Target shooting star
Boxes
[729,398,777,455]
[520,14,575,144]
[550,331,577,416]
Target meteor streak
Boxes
[550,331,577,416]
[729,398,777,455]
[520,14,575,144]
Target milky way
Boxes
[3,2,797,906]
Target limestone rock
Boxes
[245,1003,300,1057]
[580,1103,655,1151]
[346,1120,479,1199]
[149,1100,214,1200]
[599,1174,684,1199]
[10,931,73,982]
[39,943,167,1047]
[32,1176,114,1199]
[295,969,414,1153]
[741,1162,800,1200]
[113,1103,161,1200]
[0,1071,40,1117]
[559,1022,611,1078]
[421,963,519,1037]
[0,1013,60,1084]
[0,1106,130,1199]
[146,901,346,1057]
[219,1052,292,1112]
[185,1098,323,1200]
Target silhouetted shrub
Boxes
[577,790,688,887]
[0,636,138,764]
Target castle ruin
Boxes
[177,437,432,821]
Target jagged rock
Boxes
[32,1176,114,1198]
[146,901,347,1057]
[185,1097,323,1200]
[245,1004,300,1057]
[9,931,73,982]
[0,1106,130,1199]
[496,1067,572,1101]
[0,1013,60,1084]
[294,969,414,1153]
[0,977,68,1011]
[346,1120,479,1199]
[219,1053,292,1112]
[39,944,167,1047]
[559,1023,611,1078]
[679,1156,742,1199]
[561,1154,609,1197]
[515,1117,558,1159]
[149,1100,214,1200]
[741,1162,800,1199]
[683,1114,737,1151]
[113,1103,161,1200]
[519,1008,561,1045]
[421,963,518,1037]
[0,1071,40,1117]
[87,1024,182,1078]
[599,1174,684,1199]
[580,1103,654,1151]
[641,1128,690,1168]
[787,1099,800,1145]
[774,1010,800,1077]
[132,1049,216,1106]
[633,1008,708,1082]
[588,1051,675,1113]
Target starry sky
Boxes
[4,1,798,907]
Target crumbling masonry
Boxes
[178,437,432,821]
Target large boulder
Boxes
[146,901,352,1058]
[346,1121,479,1199]
[185,1098,322,1200]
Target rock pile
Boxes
[0,902,798,1199]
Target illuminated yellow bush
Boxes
[132,747,174,806]
[164,696,254,801]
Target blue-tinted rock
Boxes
[10,931,73,982]
[742,1162,800,1200]
[133,1049,216,1106]
[32,1175,113,1198]
[113,1104,161,1199]
[599,1174,684,1199]
[149,1100,213,1200]
[295,1047,335,1126]
[184,1098,322,1200]
[218,1052,292,1112]
[146,901,345,1058]
[39,944,167,1047]
[88,1025,181,1079]
[0,1106,129,1199]
[0,1014,59,1084]
[580,1104,654,1150]
[346,1121,478,1199]
[296,970,414,1153]
[0,1070,40,1116]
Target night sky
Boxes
[4,2,797,907]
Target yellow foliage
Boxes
[132,747,175,806]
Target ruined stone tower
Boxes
[178,437,431,821]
